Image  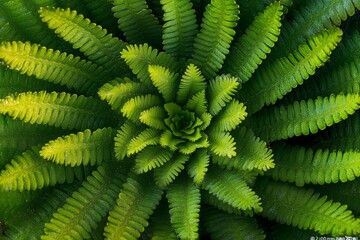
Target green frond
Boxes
[255,178,360,236]
[212,126,274,172]
[121,43,180,85]
[39,7,129,77]
[0,0,62,48]
[211,100,247,132]
[134,146,173,174]
[0,41,110,95]
[167,174,200,240]
[269,143,360,186]
[201,190,254,217]
[238,27,343,114]
[42,165,126,240]
[223,2,283,83]
[0,146,88,191]
[203,207,266,240]
[121,94,163,122]
[202,167,262,212]
[0,66,67,98]
[161,0,198,58]
[159,130,185,151]
[154,154,190,188]
[112,0,162,48]
[104,174,163,240]
[127,128,162,155]
[0,115,65,167]
[98,78,151,112]
[0,91,117,131]
[150,203,177,240]
[313,113,360,151]
[139,106,167,130]
[40,127,116,167]
[274,0,360,57]
[114,121,143,160]
[208,75,240,115]
[0,13,20,42]
[329,30,360,67]
[187,148,210,185]
[176,64,206,105]
[185,90,207,115]
[148,65,178,102]
[191,0,239,78]
[178,133,209,155]
[4,184,79,240]
[246,94,360,142]
[209,131,236,158]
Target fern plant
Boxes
[0,0,360,239]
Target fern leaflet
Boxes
[139,106,167,130]
[148,65,178,102]
[167,174,200,240]
[127,128,162,155]
[187,149,210,185]
[114,121,143,160]
[0,91,117,131]
[191,0,239,79]
[161,0,198,58]
[39,7,129,77]
[246,94,360,142]
[134,146,173,174]
[0,41,110,95]
[40,127,116,166]
[211,100,247,132]
[223,2,283,83]
[104,174,163,240]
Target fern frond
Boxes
[274,0,360,57]
[39,7,129,77]
[212,126,274,172]
[121,94,163,122]
[238,27,343,114]
[329,30,360,67]
[269,143,360,186]
[114,121,144,160]
[154,154,190,188]
[42,165,126,240]
[203,207,266,240]
[167,174,200,240]
[121,43,180,85]
[148,65,178,102]
[178,133,209,155]
[223,2,283,83]
[0,115,65,167]
[191,0,239,78]
[159,130,185,151]
[246,94,360,142]
[40,127,116,167]
[104,174,163,240]
[208,75,239,115]
[176,64,206,104]
[139,106,167,130]
[0,13,20,42]
[202,167,262,212]
[185,90,207,115]
[98,78,151,112]
[0,91,117,131]
[0,41,110,95]
[209,131,236,158]
[127,128,162,155]
[187,149,210,185]
[0,146,87,191]
[112,0,162,48]
[211,100,247,132]
[201,190,253,217]
[161,0,198,58]
[134,146,173,174]
[255,177,360,236]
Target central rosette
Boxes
[164,104,204,142]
